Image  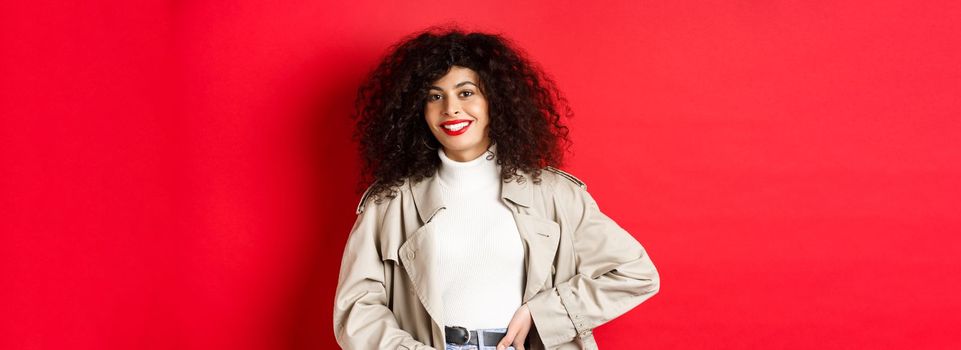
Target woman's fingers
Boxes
[498,304,533,350]
[498,319,530,350]
[497,321,521,350]
[497,327,517,350]
[511,324,529,350]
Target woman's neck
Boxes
[436,144,500,193]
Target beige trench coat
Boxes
[333,167,660,349]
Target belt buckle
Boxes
[452,325,470,345]
[478,328,508,348]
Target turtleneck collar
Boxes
[437,143,501,193]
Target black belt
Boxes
[444,326,507,346]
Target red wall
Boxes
[3,1,960,349]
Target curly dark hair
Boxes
[351,25,573,201]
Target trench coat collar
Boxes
[409,169,533,224]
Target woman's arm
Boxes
[526,178,661,348]
[333,194,433,350]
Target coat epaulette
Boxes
[544,166,586,190]
[355,183,376,215]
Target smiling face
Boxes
[424,66,491,162]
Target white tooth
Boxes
[443,122,469,131]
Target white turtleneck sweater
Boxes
[432,145,525,330]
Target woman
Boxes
[333,26,660,350]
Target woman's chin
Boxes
[440,141,479,153]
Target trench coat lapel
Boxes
[401,176,447,326]
[410,174,446,224]
[502,176,562,303]
[405,171,561,323]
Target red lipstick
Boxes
[440,119,472,136]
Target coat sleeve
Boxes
[525,179,661,348]
[332,196,434,350]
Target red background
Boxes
[3,1,960,349]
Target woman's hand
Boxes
[497,303,532,350]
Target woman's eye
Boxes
[427,94,441,102]
[460,90,474,98]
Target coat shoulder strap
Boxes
[544,166,587,190]
[355,182,377,215]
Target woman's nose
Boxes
[443,100,461,116]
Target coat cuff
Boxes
[526,287,579,347]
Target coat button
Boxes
[407,251,415,260]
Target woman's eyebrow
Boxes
[428,81,478,91]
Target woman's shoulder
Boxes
[355,183,378,215]
[541,166,587,191]
[355,178,414,215]
[532,166,599,221]
[533,166,592,207]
